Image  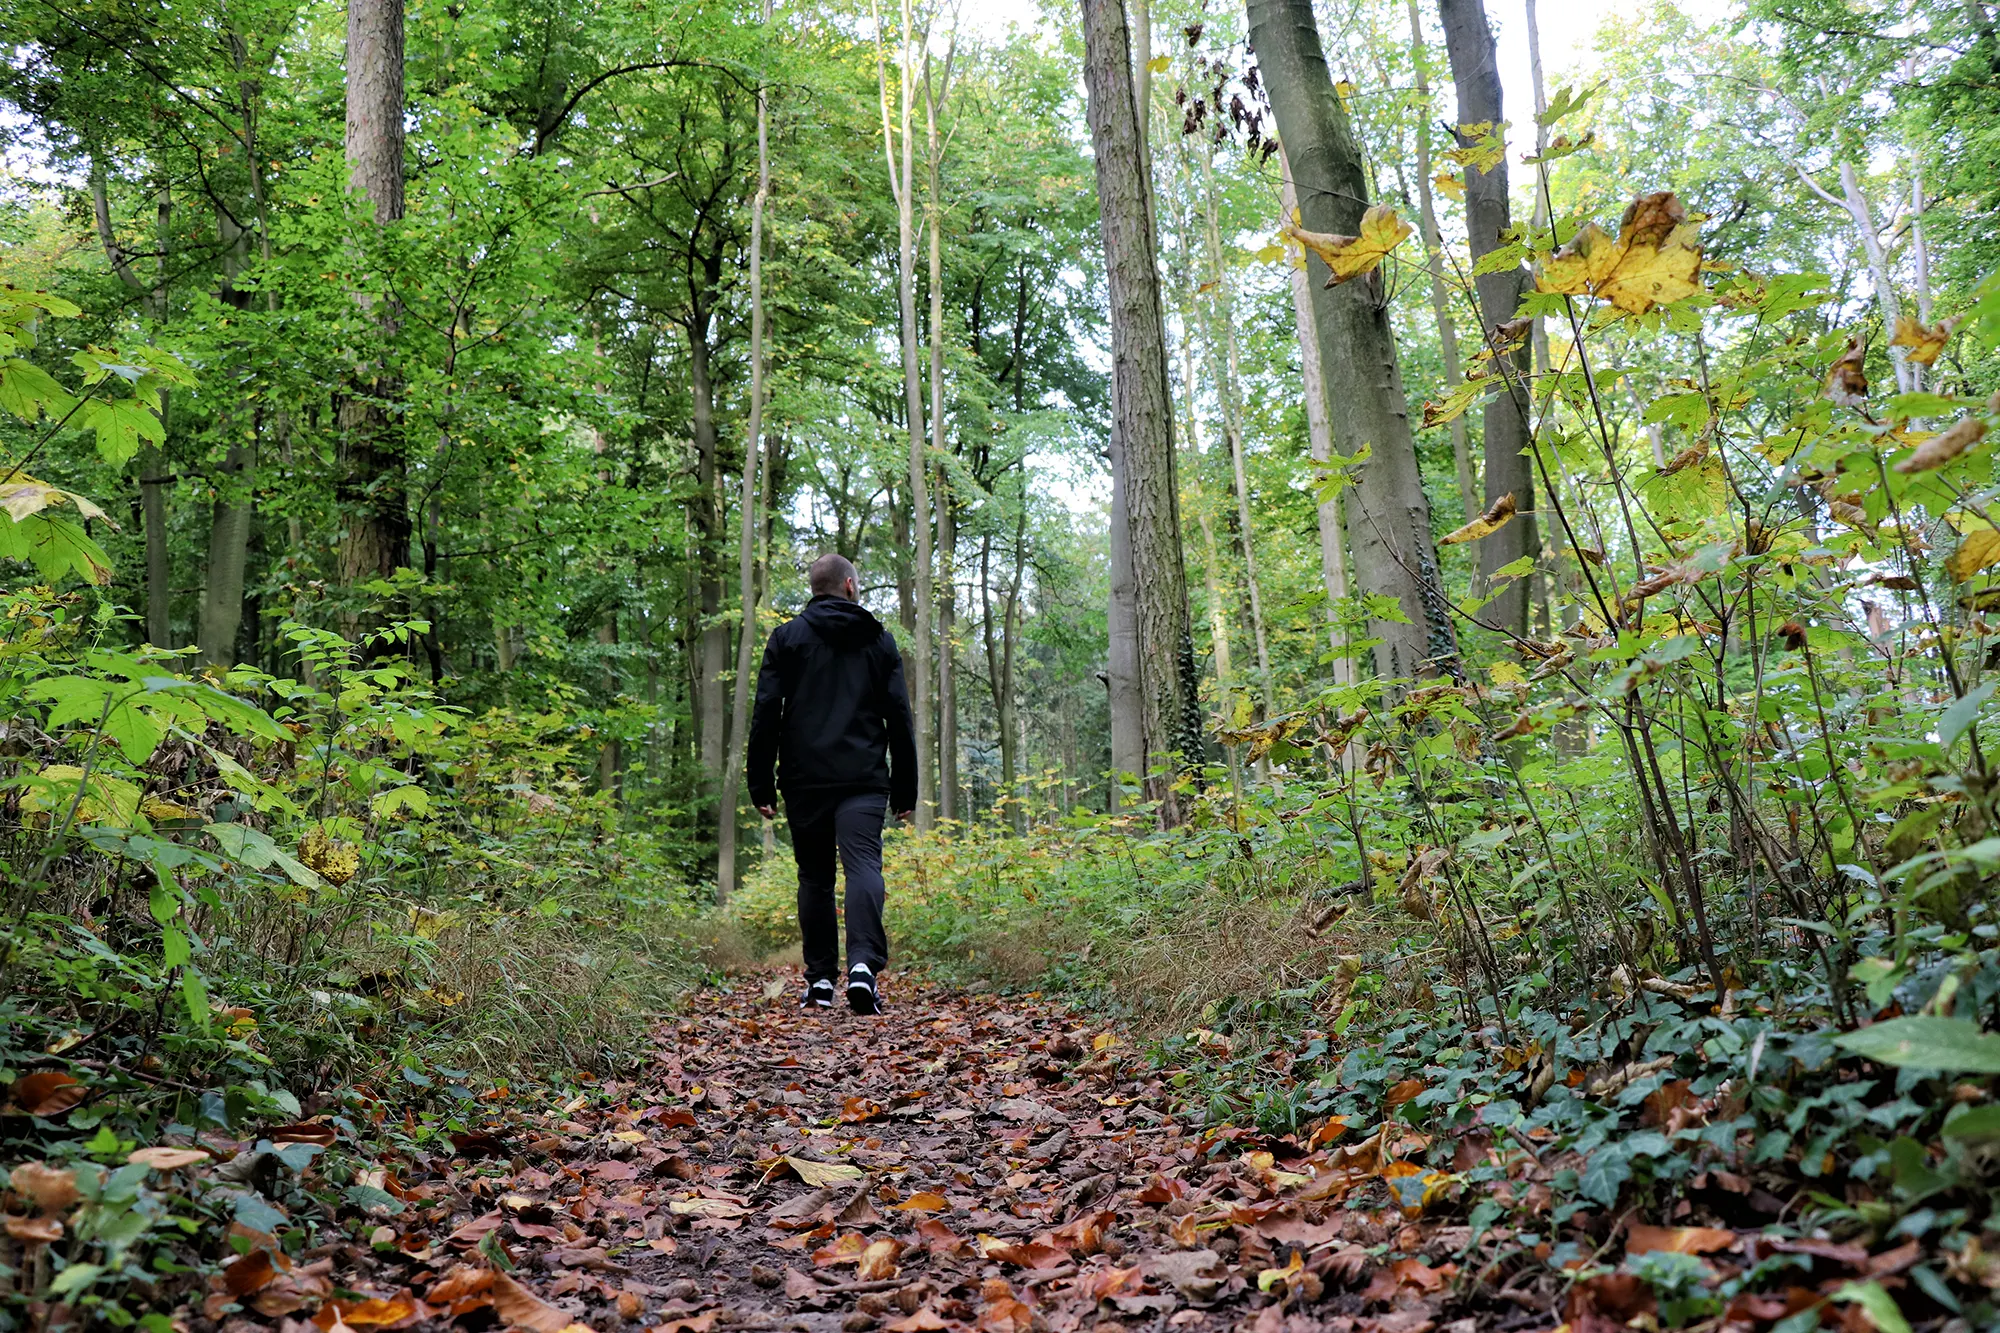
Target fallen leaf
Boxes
[1439,493,1516,546]
[312,1296,421,1329]
[129,1146,211,1171]
[813,1232,869,1266]
[1626,1223,1736,1257]
[784,1155,864,1187]
[889,1191,948,1212]
[978,1235,1068,1269]
[223,1248,283,1298]
[489,1271,571,1333]
[670,1196,747,1219]
[885,1307,950,1332]
[857,1236,901,1280]
[9,1071,87,1117]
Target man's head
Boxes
[808,553,859,601]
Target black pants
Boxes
[790,791,888,984]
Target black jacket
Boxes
[745,596,918,814]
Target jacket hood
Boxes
[798,595,886,650]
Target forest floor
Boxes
[225,973,1503,1333]
[157,971,1963,1333]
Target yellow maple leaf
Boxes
[1890,315,1959,366]
[1284,204,1413,285]
[1538,191,1704,314]
[1443,121,1506,174]
[1432,170,1464,202]
[1947,527,2000,582]
[1439,493,1517,545]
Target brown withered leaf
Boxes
[488,1271,571,1333]
[1825,334,1868,408]
[1439,492,1517,546]
[1894,417,1987,473]
[1626,1223,1736,1256]
[9,1071,87,1117]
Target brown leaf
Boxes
[1825,334,1868,408]
[1438,492,1516,546]
[311,1296,422,1330]
[888,1191,948,1212]
[1625,1223,1735,1256]
[8,1162,79,1213]
[784,1268,820,1301]
[914,1218,967,1257]
[489,1271,571,1333]
[978,1235,1068,1269]
[9,1071,87,1117]
[1894,417,1988,473]
[222,1247,283,1298]
[1383,1078,1426,1109]
[813,1232,869,1267]
[885,1307,950,1332]
[857,1237,902,1281]
[267,1121,339,1147]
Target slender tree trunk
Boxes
[1837,159,1914,393]
[338,0,409,613]
[920,41,956,828]
[1196,148,1273,719]
[1082,0,1195,811]
[1281,167,1353,689]
[1440,0,1538,639]
[688,314,729,805]
[937,473,958,823]
[1400,2,1476,520]
[198,444,254,666]
[1104,0,1146,806]
[1253,0,1456,684]
[877,0,931,822]
[717,22,773,902]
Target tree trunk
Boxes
[1280,167,1352,689]
[337,0,409,612]
[1439,0,1538,639]
[920,41,956,829]
[1197,148,1273,720]
[198,443,255,667]
[1836,159,1915,393]
[689,315,729,803]
[1251,0,1457,684]
[717,25,773,902]
[1399,3,1476,521]
[1082,0,1195,810]
[937,470,958,823]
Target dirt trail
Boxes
[297,974,1480,1333]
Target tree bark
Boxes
[920,38,956,828]
[337,0,409,610]
[690,311,728,795]
[1439,0,1537,639]
[1399,2,1476,521]
[1082,0,1195,810]
[1251,0,1457,684]
[717,24,772,902]
[1281,167,1352,689]
[1197,148,1273,720]
[937,468,958,823]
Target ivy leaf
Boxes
[1832,1016,2000,1073]
[1577,1144,1631,1205]
[1284,205,1413,286]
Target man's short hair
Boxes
[809,553,857,597]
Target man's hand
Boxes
[757,805,777,820]
[895,809,914,823]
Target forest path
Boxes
[358,975,1475,1333]
[446,964,1480,1328]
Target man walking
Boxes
[747,554,917,1014]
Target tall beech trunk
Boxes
[937,473,958,822]
[200,212,257,669]
[1280,167,1353,689]
[920,42,956,828]
[337,0,409,608]
[1440,0,1537,638]
[1102,0,1146,803]
[1400,2,1476,520]
[717,22,773,902]
[689,309,728,796]
[1250,0,1456,684]
[1082,0,1195,808]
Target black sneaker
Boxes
[801,979,835,1009]
[846,964,881,1015]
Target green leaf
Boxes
[1833,1016,2000,1073]
[0,357,75,422]
[0,512,114,585]
[1832,1281,1911,1333]
[48,1262,104,1297]
[1938,681,1997,748]
[1472,241,1528,276]
[1577,1144,1630,1205]
[1536,82,1601,128]
[1943,1104,2000,1144]
[1883,392,1966,419]
[77,396,165,465]
[182,969,210,1030]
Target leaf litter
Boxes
[18,974,1983,1332]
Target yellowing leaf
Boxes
[21,764,142,826]
[783,1155,864,1187]
[1947,528,2000,582]
[1443,121,1505,174]
[1891,315,1958,367]
[1432,171,1464,202]
[1439,493,1517,545]
[1145,54,1170,74]
[1539,192,1703,314]
[1284,205,1413,286]
[890,1192,949,1212]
